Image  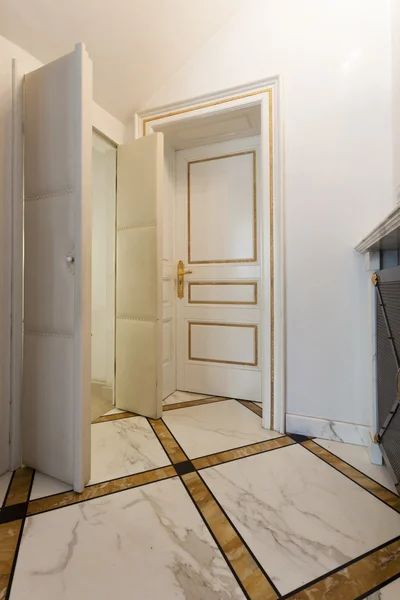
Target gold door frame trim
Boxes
[188,281,258,305]
[142,88,271,136]
[188,322,258,367]
[187,151,257,264]
[141,87,275,429]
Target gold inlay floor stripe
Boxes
[163,396,228,412]
[0,520,23,600]
[237,399,262,417]
[148,419,188,464]
[192,436,294,470]
[4,467,34,507]
[92,411,136,424]
[27,466,176,517]
[285,537,400,600]
[181,471,278,600]
[301,440,400,513]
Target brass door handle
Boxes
[177,260,192,299]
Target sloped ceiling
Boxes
[0,0,244,121]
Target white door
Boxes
[22,44,92,492]
[115,133,164,418]
[176,137,262,401]
[162,144,177,399]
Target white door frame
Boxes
[135,76,285,433]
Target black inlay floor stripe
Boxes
[0,502,28,525]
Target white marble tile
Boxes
[30,472,72,500]
[0,471,12,506]
[367,578,400,599]
[201,443,400,595]
[162,399,281,459]
[314,438,398,494]
[90,416,171,484]
[11,477,245,600]
[163,390,213,405]
[103,407,125,415]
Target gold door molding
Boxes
[188,322,258,367]
[187,151,257,264]
[141,87,275,428]
[188,281,258,305]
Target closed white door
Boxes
[115,133,164,418]
[176,137,262,401]
[22,44,92,492]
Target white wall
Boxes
[91,133,116,387]
[392,0,400,201]
[142,0,393,430]
[0,33,125,473]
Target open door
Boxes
[22,44,92,492]
[115,133,163,418]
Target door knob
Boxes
[177,260,192,299]
[66,256,75,264]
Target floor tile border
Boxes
[236,399,263,417]
[149,412,281,599]
[27,465,176,517]
[192,436,295,470]
[301,439,400,514]
[92,410,137,424]
[4,467,34,507]
[282,535,400,600]
[148,418,189,463]
[1,468,35,600]
[311,438,398,495]
[181,471,279,600]
[163,396,228,412]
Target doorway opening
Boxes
[91,131,117,421]
[154,105,264,412]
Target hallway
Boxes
[1,395,400,599]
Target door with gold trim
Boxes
[176,137,262,401]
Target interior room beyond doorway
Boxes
[155,104,264,412]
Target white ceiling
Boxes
[156,105,261,150]
[0,0,244,122]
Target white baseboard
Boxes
[286,414,369,446]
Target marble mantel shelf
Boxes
[356,204,400,253]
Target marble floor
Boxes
[1,395,400,600]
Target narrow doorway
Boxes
[91,132,116,421]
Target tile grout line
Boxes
[3,468,35,600]
[147,415,282,600]
[281,534,400,600]
[311,438,399,495]
[301,439,400,515]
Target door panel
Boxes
[176,137,262,401]
[115,133,163,418]
[22,44,92,492]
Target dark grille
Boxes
[376,277,400,484]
